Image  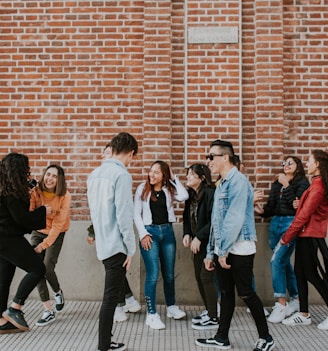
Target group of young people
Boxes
[1,133,328,351]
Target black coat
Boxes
[183,187,215,252]
[0,195,46,238]
[261,176,310,218]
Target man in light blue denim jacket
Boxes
[196,140,274,351]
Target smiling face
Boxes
[207,145,226,176]
[148,163,164,190]
[306,154,320,176]
[43,167,58,193]
[186,168,202,191]
[283,157,298,177]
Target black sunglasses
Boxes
[282,161,294,167]
[206,153,225,161]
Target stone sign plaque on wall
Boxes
[188,26,238,44]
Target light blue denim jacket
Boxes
[87,158,136,261]
[206,166,257,259]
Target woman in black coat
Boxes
[0,152,51,334]
[183,163,218,330]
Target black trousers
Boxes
[98,253,127,351]
[295,237,328,313]
[214,253,269,340]
[0,235,45,313]
[193,249,218,318]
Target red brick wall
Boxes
[1,1,327,221]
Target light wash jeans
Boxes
[269,216,298,299]
[140,223,176,314]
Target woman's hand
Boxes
[190,237,201,254]
[254,203,264,214]
[293,197,300,209]
[182,234,191,248]
[34,244,43,254]
[253,190,264,204]
[141,234,152,251]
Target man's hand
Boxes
[218,256,231,269]
[204,258,215,271]
[123,256,133,271]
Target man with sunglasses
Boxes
[196,140,275,351]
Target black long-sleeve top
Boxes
[261,176,310,218]
[0,195,46,238]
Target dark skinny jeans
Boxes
[214,253,270,340]
[0,235,45,313]
[98,253,127,351]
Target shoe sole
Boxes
[167,313,186,320]
[114,316,129,323]
[0,328,25,335]
[55,306,64,313]
[2,313,29,332]
[145,321,165,330]
[35,318,56,327]
[195,340,231,349]
[123,306,141,313]
[192,324,219,330]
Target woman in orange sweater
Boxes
[30,165,71,327]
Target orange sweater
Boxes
[30,187,71,249]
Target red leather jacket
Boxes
[282,176,328,244]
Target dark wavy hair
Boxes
[186,163,214,202]
[141,160,175,202]
[312,150,328,199]
[38,164,67,196]
[0,152,31,201]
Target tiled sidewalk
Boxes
[1,300,327,350]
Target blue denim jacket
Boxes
[206,166,257,259]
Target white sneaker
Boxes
[114,307,128,323]
[167,305,186,319]
[288,299,300,316]
[146,313,165,330]
[282,312,312,326]
[123,299,141,313]
[317,317,328,330]
[267,302,289,323]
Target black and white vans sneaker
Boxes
[192,310,208,324]
[253,335,275,351]
[192,317,219,330]
[109,341,126,351]
[54,289,65,312]
[195,337,231,349]
[36,310,56,327]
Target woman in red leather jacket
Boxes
[281,149,328,330]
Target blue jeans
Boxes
[269,216,298,299]
[140,223,176,314]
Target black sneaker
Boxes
[195,337,231,349]
[54,289,65,312]
[192,317,219,330]
[109,341,126,351]
[253,335,275,351]
[0,321,24,334]
[36,310,56,327]
[2,307,29,331]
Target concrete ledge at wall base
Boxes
[9,221,324,306]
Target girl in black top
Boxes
[183,164,219,329]
[0,153,50,334]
